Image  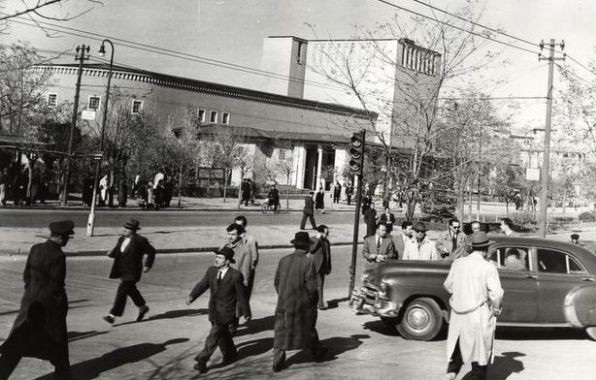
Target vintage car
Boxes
[351,236,596,341]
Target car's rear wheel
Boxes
[396,297,443,341]
[585,327,596,341]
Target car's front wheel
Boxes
[396,297,444,341]
[586,327,596,341]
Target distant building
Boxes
[32,63,375,190]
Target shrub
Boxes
[578,211,596,222]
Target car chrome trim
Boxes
[496,322,574,328]
[563,288,583,327]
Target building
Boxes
[33,63,375,190]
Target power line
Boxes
[405,0,537,48]
[372,0,540,56]
[565,54,596,78]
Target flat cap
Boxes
[49,220,75,236]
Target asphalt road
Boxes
[0,208,357,228]
[1,246,595,379]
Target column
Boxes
[315,144,323,190]
[293,145,306,189]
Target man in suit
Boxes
[187,247,251,374]
[436,218,467,260]
[0,220,75,380]
[393,221,414,260]
[378,206,396,233]
[222,223,251,335]
[103,219,156,324]
[300,191,317,230]
[310,225,332,310]
[363,202,378,238]
[362,222,397,270]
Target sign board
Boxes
[92,152,103,161]
[526,168,540,181]
[81,110,96,120]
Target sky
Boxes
[4,0,596,132]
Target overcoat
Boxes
[310,236,332,275]
[0,240,69,363]
[315,191,325,209]
[108,234,156,282]
[273,249,318,350]
[303,196,315,216]
[435,229,467,259]
[444,252,504,366]
[189,266,249,324]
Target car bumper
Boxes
[350,282,399,317]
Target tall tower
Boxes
[260,36,307,98]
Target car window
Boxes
[490,246,529,271]
[536,249,585,274]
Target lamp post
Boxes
[87,39,114,236]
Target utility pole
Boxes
[537,39,565,237]
[61,45,89,206]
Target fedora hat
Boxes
[470,231,494,249]
[214,246,236,264]
[123,219,141,231]
[290,231,311,250]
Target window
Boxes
[490,247,530,271]
[47,93,58,107]
[297,41,305,64]
[88,96,101,111]
[537,249,586,274]
[210,110,218,123]
[222,112,230,124]
[197,109,206,123]
[131,100,143,114]
[278,149,286,160]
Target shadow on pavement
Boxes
[362,319,400,337]
[285,334,369,368]
[33,338,189,380]
[235,315,274,337]
[496,327,588,340]
[68,330,108,343]
[325,297,349,309]
[478,351,525,380]
[114,308,208,327]
[208,337,275,372]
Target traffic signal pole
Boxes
[348,130,366,298]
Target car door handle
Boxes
[582,277,595,282]
[525,274,537,279]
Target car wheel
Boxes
[586,327,596,341]
[396,297,444,341]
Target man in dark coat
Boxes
[103,219,156,324]
[187,247,251,374]
[363,202,378,238]
[333,182,342,203]
[273,231,326,372]
[0,220,75,380]
[300,191,317,230]
[309,225,332,310]
[314,187,325,213]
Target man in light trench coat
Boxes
[443,231,504,380]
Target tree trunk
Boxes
[223,168,228,202]
[177,168,183,208]
[406,197,416,221]
[26,157,37,205]
[286,173,290,210]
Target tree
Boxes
[307,1,504,219]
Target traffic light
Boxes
[349,131,365,174]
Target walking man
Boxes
[0,221,75,380]
[345,182,353,205]
[444,231,504,380]
[234,216,259,300]
[300,191,317,230]
[273,232,327,372]
[310,225,332,310]
[333,182,342,203]
[103,219,156,324]
[187,247,250,374]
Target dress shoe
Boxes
[445,372,457,380]
[194,359,208,373]
[102,315,115,324]
[136,305,149,322]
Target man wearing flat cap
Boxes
[272,231,326,372]
[186,247,250,374]
[443,231,504,380]
[0,220,75,380]
[103,219,156,324]
[570,233,581,245]
[403,222,439,261]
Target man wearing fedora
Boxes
[0,220,75,380]
[403,222,439,261]
[443,231,504,380]
[300,191,317,230]
[187,247,250,374]
[273,231,326,372]
[103,219,156,324]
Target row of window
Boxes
[47,93,143,114]
[197,109,230,125]
[401,45,440,76]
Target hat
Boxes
[214,246,236,263]
[571,233,580,239]
[413,222,427,232]
[123,219,141,231]
[291,231,311,250]
[49,220,75,236]
[470,231,495,249]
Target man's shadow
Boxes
[235,315,275,337]
[461,352,525,380]
[285,334,370,367]
[114,308,208,327]
[33,338,189,380]
[68,330,108,343]
[208,337,274,371]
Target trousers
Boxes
[196,321,237,363]
[447,339,488,380]
[110,280,146,316]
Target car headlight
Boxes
[379,281,390,294]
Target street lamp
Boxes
[87,39,114,236]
